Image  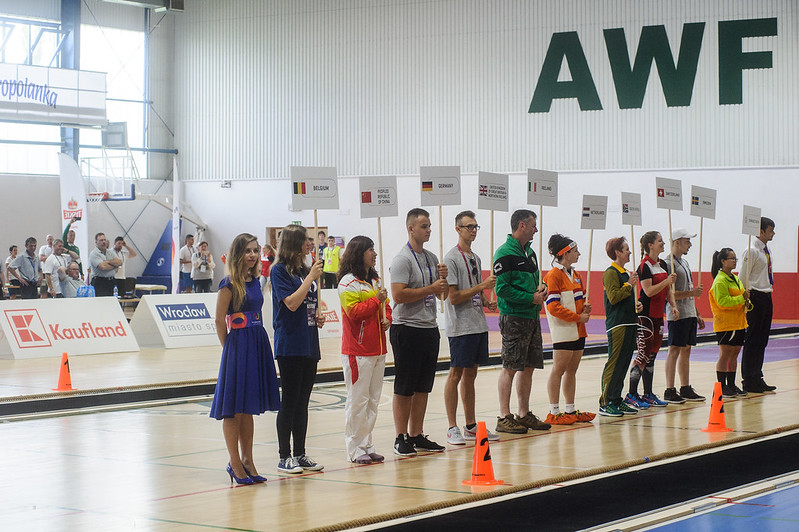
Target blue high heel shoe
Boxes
[227,463,255,485]
[242,465,267,483]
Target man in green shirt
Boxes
[62,216,83,277]
[492,209,550,433]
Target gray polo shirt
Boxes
[666,254,697,320]
[60,276,83,298]
[10,252,40,282]
[390,244,440,328]
[443,245,489,337]
[89,247,118,278]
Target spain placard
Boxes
[420,166,461,206]
[477,171,509,212]
[527,169,558,207]
[290,166,339,210]
[359,176,398,219]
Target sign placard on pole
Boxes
[527,169,558,207]
[621,192,642,227]
[359,176,398,219]
[742,205,762,236]
[420,166,461,206]
[690,186,717,220]
[477,172,509,212]
[580,195,608,230]
[290,166,339,210]
[655,177,683,211]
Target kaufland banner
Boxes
[0,298,138,359]
[0,63,106,126]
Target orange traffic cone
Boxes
[701,381,731,433]
[462,421,504,486]
[53,352,76,391]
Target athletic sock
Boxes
[465,423,476,431]
[716,371,725,383]
[564,403,575,414]
[629,365,642,396]
[550,404,560,415]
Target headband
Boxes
[556,242,576,257]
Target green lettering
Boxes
[529,32,602,113]
[718,18,777,105]
[604,23,705,108]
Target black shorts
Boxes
[717,329,746,346]
[552,337,586,351]
[448,332,489,368]
[668,317,698,347]
[390,324,440,396]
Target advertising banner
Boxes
[130,293,220,348]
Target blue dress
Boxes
[209,277,281,419]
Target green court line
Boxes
[39,505,263,531]
[291,473,474,494]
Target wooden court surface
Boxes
[1,339,797,531]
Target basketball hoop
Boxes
[87,191,109,213]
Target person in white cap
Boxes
[663,228,706,403]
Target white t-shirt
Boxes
[113,247,130,279]
[44,253,71,295]
[179,245,194,273]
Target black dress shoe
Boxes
[742,381,766,393]
[760,379,777,392]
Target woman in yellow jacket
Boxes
[708,248,750,398]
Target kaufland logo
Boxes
[5,310,52,348]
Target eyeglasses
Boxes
[458,224,480,231]
[725,257,738,262]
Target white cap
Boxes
[671,228,696,240]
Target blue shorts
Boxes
[448,332,489,368]
[668,317,697,347]
[180,271,193,291]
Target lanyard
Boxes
[457,244,475,286]
[407,242,433,285]
[670,255,693,290]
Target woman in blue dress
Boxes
[209,233,280,485]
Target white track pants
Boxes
[341,354,386,461]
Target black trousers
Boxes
[19,281,40,299]
[742,290,773,382]
[91,277,116,297]
[276,356,318,459]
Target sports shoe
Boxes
[410,433,445,452]
[516,412,551,431]
[733,385,747,396]
[545,412,577,425]
[368,452,385,463]
[721,385,737,398]
[663,387,687,404]
[393,434,417,456]
[566,410,596,422]
[296,454,324,471]
[496,414,527,434]
[641,393,669,407]
[447,426,466,445]
[463,425,500,442]
[598,404,623,417]
[618,402,638,415]
[624,393,650,409]
[277,456,303,474]
[679,386,706,402]
[354,454,373,464]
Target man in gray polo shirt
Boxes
[390,208,449,456]
[89,232,122,297]
[663,228,706,403]
[59,262,83,298]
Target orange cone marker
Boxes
[53,352,76,391]
[701,381,731,433]
[462,421,504,486]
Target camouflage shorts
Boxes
[499,314,544,371]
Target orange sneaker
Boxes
[567,410,596,422]
[545,412,577,425]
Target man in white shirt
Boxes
[112,236,137,280]
[741,217,777,393]
[178,234,194,293]
[44,239,71,298]
[38,234,54,264]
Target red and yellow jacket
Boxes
[543,264,587,343]
[338,273,392,357]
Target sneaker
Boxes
[368,452,385,463]
[663,387,687,404]
[295,454,324,471]
[463,424,500,441]
[733,385,747,397]
[598,404,623,417]
[545,412,577,425]
[641,393,669,407]
[447,426,466,445]
[496,414,528,434]
[624,393,651,409]
[393,434,417,456]
[277,456,303,474]
[410,433,445,452]
[566,410,596,422]
[618,402,638,415]
[721,385,737,398]
[516,412,551,431]
[679,386,706,402]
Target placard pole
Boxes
[439,205,445,312]
[585,229,594,302]
[377,216,385,320]
[538,204,544,288]
[490,209,496,303]
[630,225,638,304]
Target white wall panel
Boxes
[173,0,798,180]
[0,1,59,21]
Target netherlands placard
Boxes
[290,166,339,210]
[581,195,608,230]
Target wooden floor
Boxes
[1,336,797,531]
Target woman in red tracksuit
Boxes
[338,236,392,464]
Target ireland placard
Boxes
[359,176,398,219]
[477,171,509,212]
[420,166,461,206]
[290,166,339,210]
[581,195,608,230]
[655,176,683,211]
[621,192,642,226]
[742,205,761,236]
[690,185,717,220]
[527,169,558,207]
